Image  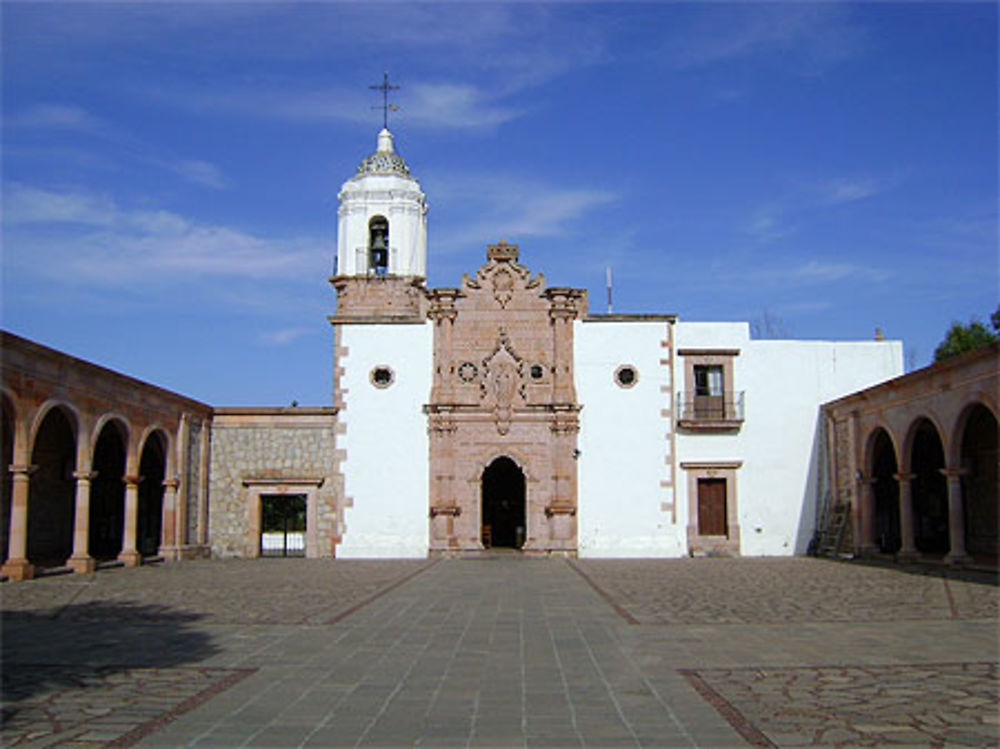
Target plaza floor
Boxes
[1,556,997,748]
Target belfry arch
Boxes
[481,456,526,549]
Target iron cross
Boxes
[370,71,400,129]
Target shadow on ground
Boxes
[2,601,219,708]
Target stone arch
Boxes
[956,402,998,559]
[481,455,527,549]
[904,417,949,554]
[27,402,79,567]
[865,426,900,553]
[89,416,129,560]
[137,427,170,557]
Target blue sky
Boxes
[2,2,996,406]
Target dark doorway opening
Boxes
[138,433,166,557]
[481,457,526,549]
[28,407,76,567]
[911,419,948,554]
[961,405,998,558]
[1,396,14,564]
[260,494,306,557]
[871,429,900,553]
[90,423,126,560]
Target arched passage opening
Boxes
[28,407,76,567]
[90,421,126,560]
[910,419,948,554]
[960,404,998,560]
[481,457,526,549]
[869,429,900,553]
[1,396,14,563]
[138,432,167,557]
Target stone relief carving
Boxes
[481,329,526,435]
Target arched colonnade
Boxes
[1,332,212,580]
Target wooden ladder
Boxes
[815,503,851,558]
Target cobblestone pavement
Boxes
[682,662,998,748]
[2,557,997,748]
[571,557,998,624]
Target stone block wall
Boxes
[208,408,342,558]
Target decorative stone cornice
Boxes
[487,240,519,263]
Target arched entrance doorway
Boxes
[910,419,948,554]
[90,422,126,560]
[138,432,167,557]
[960,404,998,559]
[870,429,900,553]
[481,457,525,549]
[28,407,76,567]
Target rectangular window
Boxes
[694,364,725,418]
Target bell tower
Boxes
[334,127,428,279]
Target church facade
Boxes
[1,127,908,579]
[325,128,902,559]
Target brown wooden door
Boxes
[698,479,727,536]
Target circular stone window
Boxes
[370,365,395,389]
[530,364,544,380]
[457,362,479,383]
[614,365,638,389]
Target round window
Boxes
[458,362,479,383]
[614,365,638,389]
[370,366,395,388]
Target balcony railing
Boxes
[677,391,745,429]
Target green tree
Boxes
[933,311,999,362]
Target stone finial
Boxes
[487,240,519,263]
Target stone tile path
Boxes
[2,556,997,748]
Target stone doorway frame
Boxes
[480,456,527,549]
[243,477,324,559]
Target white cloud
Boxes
[427,172,618,254]
[7,103,105,131]
[260,327,311,346]
[746,205,796,242]
[751,260,888,285]
[169,160,230,190]
[3,184,327,283]
[816,177,884,205]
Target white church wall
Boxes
[674,322,902,557]
[336,323,432,557]
[574,320,685,557]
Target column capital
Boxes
[939,467,967,479]
[163,478,180,490]
[9,464,37,477]
[72,470,97,481]
[123,474,142,487]
[892,472,916,482]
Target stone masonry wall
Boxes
[208,408,342,558]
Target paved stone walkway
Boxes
[2,557,997,748]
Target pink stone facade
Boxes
[425,242,587,554]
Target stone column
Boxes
[67,470,97,574]
[2,465,36,581]
[893,472,920,562]
[118,475,142,567]
[942,468,972,566]
[857,477,878,556]
[160,478,180,559]
[548,300,577,404]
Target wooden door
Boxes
[697,479,727,536]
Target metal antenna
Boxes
[370,71,400,129]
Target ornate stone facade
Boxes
[426,241,587,554]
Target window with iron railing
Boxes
[677,389,745,428]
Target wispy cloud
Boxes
[745,204,796,242]
[426,172,617,254]
[662,5,867,73]
[815,177,886,205]
[6,103,105,131]
[751,260,888,285]
[168,160,230,190]
[4,183,326,283]
[260,327,312,346]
